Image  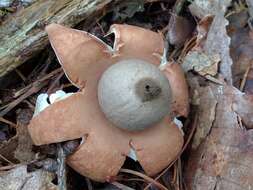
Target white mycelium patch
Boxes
[33,90,73,117]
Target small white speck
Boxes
[128,148,138,161]
[33,93,49,117]
[33,90,73,117]
[174,117,184,135]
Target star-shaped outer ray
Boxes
[28,24,189,182]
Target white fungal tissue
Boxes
[33,90,73,117]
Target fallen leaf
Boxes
[203,13,233,84]
[0,165,57,190]
[244,64,253,94]
[190,85,217,149]
[195,15,214,49]
[182,51,219,77]
[182,14,232,84]
[228,10,253,92]
[0,136,19,164]
[231,89,253,129]
[0,109,35,165]
[189,0,232,18]
[246,0,253,19]
[14,109,35,162]
[167,14,194,47]
[185,84,253,189]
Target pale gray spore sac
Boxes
[98,59,172,131]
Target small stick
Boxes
[0,153,14,164]
[15,69,26,82]
[119,168,169,190]
[57,144,67,190]
[240,62,252,91]
[47,71,64,94]
[85,177,93,190]
[0,164,17,171]
[0,68,62,117]
[111,182,135,190]
[0,117,17,128]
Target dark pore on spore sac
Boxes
[135,77,162,102]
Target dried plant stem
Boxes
[0,68,62,116]
[119,168,169,190]
[0,154,14,164]
[0,164,18,171]
[240,62,252,91]
[85,177,93,190]
[111,182,135,190]
[57,144,67,190]
[0,117,17,127]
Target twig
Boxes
[0,154,14,164]
[178,36,197,63]
[120,178,145,182]
[85,177,93,190]
[15,69,26,82]
[111,182,135,190]
[172,163,177,184]
[174,0,187,15]
[0,68,62,116]
[240,62,252,91]
[0,117,17,128]
[57,143,67,190]
[119,168,169,190]
[47,71,64,94]
[61,83,74,89]
[0,164,18,171]
[178,159,183,190]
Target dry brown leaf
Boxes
[203,13,233,84]
[182,51,219,77]
[182,13,232,84]
[189,0,232,18]
[0,109,35,165]
[246,0,253,19]
[167,14,194,47]
[0,136,19,164]
[244,64,253,94]
[14,109,35,162]
[231,89,253,129]
[228,10,253,92]
[194,15,214,49]
[185,84,253,189]
[190,85,217,149]
[0,165,57,190]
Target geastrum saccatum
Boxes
[28,23,189,182]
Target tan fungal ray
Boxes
[46,24,113,89]
[109,24,164,65]
[130,117,184,175]
[162,62,189,117]
[28,24,188,182]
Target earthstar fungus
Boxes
[28,23,189,182]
